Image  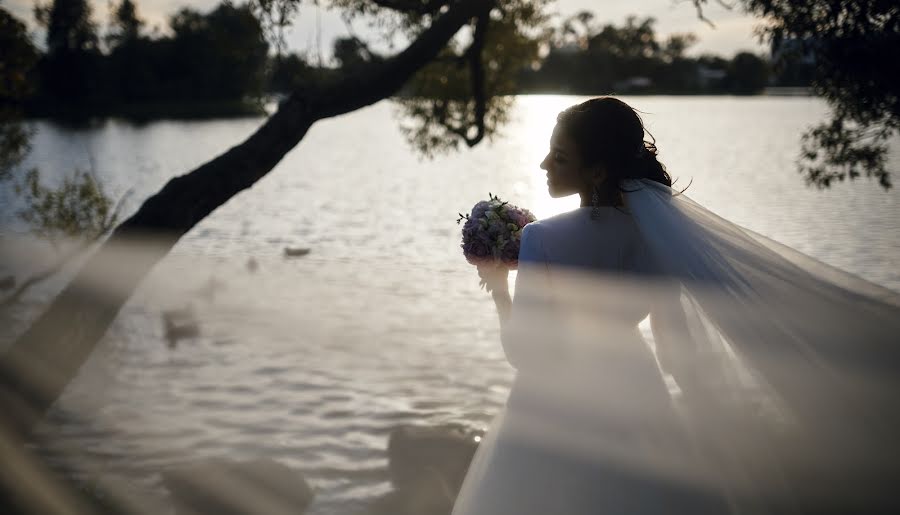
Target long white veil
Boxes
[453,178,900,515]
[624,178,900,511]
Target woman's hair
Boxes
[556,97,671,205]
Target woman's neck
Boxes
[578,190,623,207]
[578,190,620,208]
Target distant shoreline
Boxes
[20,91,816,122]
[512,87,814,97]
[22,99,267,123]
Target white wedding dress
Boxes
[452,180,900,514]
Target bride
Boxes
[451,97,900,514]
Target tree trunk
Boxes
[0,0,493,441]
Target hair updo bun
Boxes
[556,97,671,205]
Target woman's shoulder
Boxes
[522,207,645,268]
[519,212,582,263]
[530,207,634,235]
[527,208,587,232]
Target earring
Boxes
[591,188,603,220]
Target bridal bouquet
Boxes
[457,193,536,269]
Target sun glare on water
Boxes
[512,95,588,219]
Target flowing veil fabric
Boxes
[622,179,900,511]
[453,179,900,514]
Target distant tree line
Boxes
[26,0,271,118]
[518,13,808,95]
[11,0,818,121]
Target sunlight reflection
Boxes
[513,95,586,219]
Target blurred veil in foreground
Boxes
[455,179,900,514]
[1,180,899,514]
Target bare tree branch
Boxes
[687,0,734,28]
[690,0,716,28]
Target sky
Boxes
[5,0,768,60]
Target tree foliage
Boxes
[24,0,271,116]
[13,169,122,249]
[728,51,769,94]
[521,14,768,95]
[35,0,98,55]
[396,1,550,156]
[251,0,301,57]
[166,3,270,101]
[0,8,38,182]
[696,0,899,188]
[33,0,103,105]
[105,0,143,51]
[249,0,550,154]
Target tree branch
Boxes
[690,0,716,28]
[462,12,488,147]
[310,0,494,119]
[0,0,494,441]
[688,0,735,29]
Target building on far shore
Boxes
[762,87,813,96]
[697,65,727,90]
[612,76,652,93]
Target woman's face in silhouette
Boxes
[540,125,594,198]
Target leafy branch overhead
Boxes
[396,1,550,156]
[695,0,898,189]
[244,0,549,156]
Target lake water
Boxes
[1,96,899,514]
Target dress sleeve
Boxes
[517,221,548,267]
[500,222,555,371]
